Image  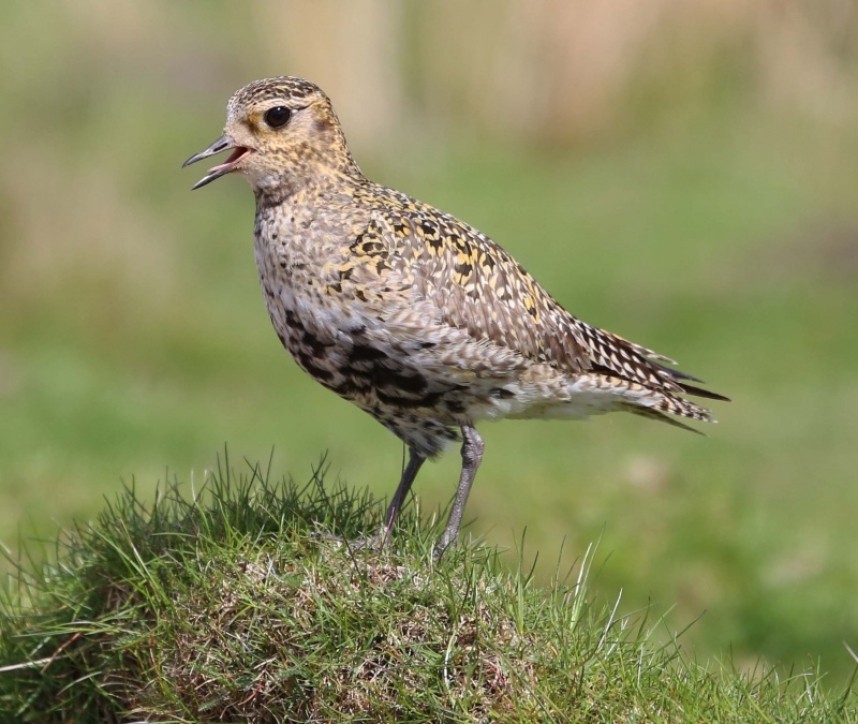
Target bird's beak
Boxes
[182,134,251,190]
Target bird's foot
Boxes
[432,531,458,562]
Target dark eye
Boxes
[264,106,292,129]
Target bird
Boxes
[183,76,727,559]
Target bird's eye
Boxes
[264,106,292,129]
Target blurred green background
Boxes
[2,0,858,687]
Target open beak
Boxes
[182,134,252,190]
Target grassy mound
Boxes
[1,456,854,722]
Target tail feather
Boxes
[650,360,706,384]
[576,320,727,429]
[676,381,730,403]
[624,404,707,435]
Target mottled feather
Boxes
[184,75,727,555]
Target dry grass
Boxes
[1,458,855,721]
[3,0,858,702]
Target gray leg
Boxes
[434,424,484,560]
[381,447,426,543]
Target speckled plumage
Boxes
[184,76,727,557]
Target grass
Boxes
[2,2,858,695]
[4,107,858,688]
[1,457,855,721]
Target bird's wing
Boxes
[339,190,726,405]
[356,194,593,374]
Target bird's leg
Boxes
[434,424,484,560]
[326,448,424,553]
[381,446,426,544]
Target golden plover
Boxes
[184,76,727,558]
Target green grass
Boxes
[4,107,858,689]
[2,2,858,694]
[2,459,855,721]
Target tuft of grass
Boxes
[1,455,855,722]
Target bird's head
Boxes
[183,76,359,195]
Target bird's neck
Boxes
[253,163,367,211]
